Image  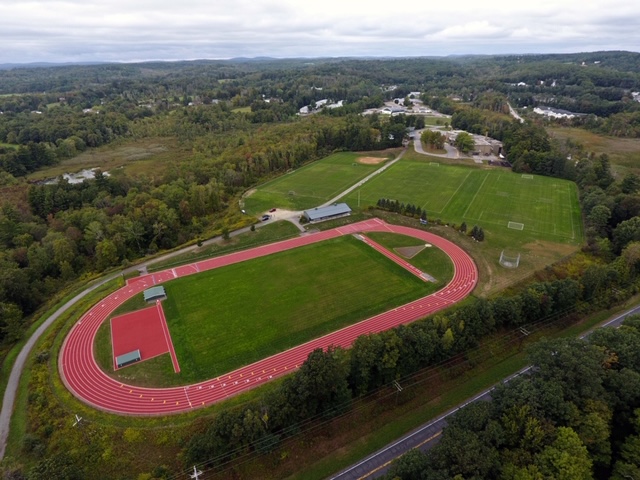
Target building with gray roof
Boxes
[303,203,352,223]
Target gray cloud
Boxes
[1,0,638,63]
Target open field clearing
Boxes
[96,234,450,386]
[243,151,391,214]
[25,137,189,180]
[548,127,640,177]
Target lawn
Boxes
[341,159,583,245]
[365,232,454,286]
[97,234,453,385]
[243,152,391,214]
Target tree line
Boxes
[179,269,619,472]
[385,316,640,479]
[0,111,410,346]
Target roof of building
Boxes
[304,203,351,221]
[143,286,166,302]
[116,349,141,366]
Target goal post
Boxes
[508,221,524,230]
[499,250,521,268]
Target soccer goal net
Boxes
[508,221,524,230]
[499,250,521,268]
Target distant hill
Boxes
[0,61,109,70]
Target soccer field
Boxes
[244,152,388,214]
[343,160,583,243]
[154,235,446,383]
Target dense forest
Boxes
[385,318,640,480]
[2,52,640,479]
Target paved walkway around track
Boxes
[59,218,477,415]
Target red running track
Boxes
[59,219,477,415]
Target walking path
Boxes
[508,102,525,123]
[321,149,406,207]
[0,147,410,454]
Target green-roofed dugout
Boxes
[116,349,141,368]
[143,286,166,302]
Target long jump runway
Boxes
[59,219,478,415]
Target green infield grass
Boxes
[365,232,454,285]
[342,159,583,244]
[97,234,452,386]
[243,152,390,214]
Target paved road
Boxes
[328,303,640,479]
[507,102,525,123]
[411,130,459,159]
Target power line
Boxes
[189,466,203,480]
[165,299,605,480]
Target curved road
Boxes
[59,218,477,415]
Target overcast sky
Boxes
[2,0,639,64]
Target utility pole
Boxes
[189,466,203,480]
[393,380,403,405]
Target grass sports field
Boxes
[96,234,452,386]
[342,158,583,244]
[243,151,390,214]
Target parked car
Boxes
[269,208,277,212]
[261,214,271,221]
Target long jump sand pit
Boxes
[358,156,386,165]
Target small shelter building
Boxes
[303,203,352,223]
[116,349,141,368]
[143,286,166,302]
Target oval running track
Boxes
[59,218,478,415]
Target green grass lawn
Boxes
[365,232,454,285]
[243,152,389,214]
[97,234,454,385]
[342,159,583,245]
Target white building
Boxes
[533,106,579,119]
